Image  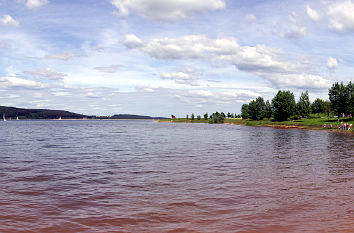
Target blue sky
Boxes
[0,0,353,117]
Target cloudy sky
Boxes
[1,0,353,117]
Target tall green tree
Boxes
[272,90,296,121]
[241,104,249,119]
[297,90,311,118]
[324,101,332,119]
[329,82,348,119]
[311,98,325,116]
[264,100,272,120]
[347,81,354,119]
[248,96,266,120]
[191,113,195,120]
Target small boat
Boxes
[3,113,7,122]
[16,116,19,121]
[58,116,62,120]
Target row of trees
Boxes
[241,82,353,121]
[187,112,227,123]
[187,112,242,122]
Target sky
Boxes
[0,0,353,117]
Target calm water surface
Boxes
[0,120,353,232]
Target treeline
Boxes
[0,106,86,119]
[186,112,241,124]
[241,82,353,121]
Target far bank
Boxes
[159,117,354,135]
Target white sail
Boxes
[3,114,6,122]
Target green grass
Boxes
[159,115,354,134]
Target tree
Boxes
[248,96,266,120]
[248,100,257,120]
[241,104,249,119]
[264,100,272,120]
[311,98,325,116]
[191,113,195,120]
[230,113,234,118]
[324,101,332,119]
[209,112,225,124]
[197,115,201,120]
[297,90,311,118]
[272,90,296,121]
[186,114,189,120]
[227,112,231,118]
[347,81,354,119]
[329,82,348,119]
[204,113,208,120]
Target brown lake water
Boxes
[0,120,353,232]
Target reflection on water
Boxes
[0,120,353,232]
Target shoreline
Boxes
[159,119,354,135]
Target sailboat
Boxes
[16,116,19,121]
[58,116,62,120]
[3,113,7,122]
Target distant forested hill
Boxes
[0,106,86,119]
[0,106,168,120]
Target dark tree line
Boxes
[240,82,353,121]
[0,106,85,119]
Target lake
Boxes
[0,120,353,232]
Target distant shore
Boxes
[2,118,160,121]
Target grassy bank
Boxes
[159,116,354,134]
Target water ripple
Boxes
[0,120,353,232]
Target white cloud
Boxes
[94,65,121,73]
[282,12,307,39]
[306,5,320,23]
[0,15,20,27]
[0,41,9,49]
[188,90,213,97]
[45,51,80,60]
[160,71,190,80]
[123,34,143,48]
[215,89,261,103]
[160,69,199,86]
[327,56,338,69]
[283,25,307,39]
[133,34,239,60]
[245,14,257,23]
[26,0,48,9]
[262,73,332,89]
[24,68,67,80]
[160,87,262,107]
[328,0,354,32]
[0,74,46,89]
[126,34,331,90]
[111,0,225,21]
